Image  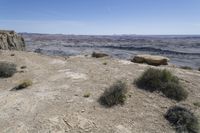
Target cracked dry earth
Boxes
[0,50,199,133]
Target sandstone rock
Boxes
[132,54,169,66]
[92,52,109,58]
[0,30,25,50]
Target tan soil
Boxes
[0,50,199,133]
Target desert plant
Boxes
[11,79,32,91]
[20,65,27,69]
[10,53,15,56]
[193,102,200,107]
[135,68,188,101]
[165,106,199,133]
[180,66,192,70]
[92,52,108,58]
[135,68,179,92]
[83,93,90,98]
[162,82,188,101]
[103,62,107,65]
[99,80,128,107]
[0,62,17,78]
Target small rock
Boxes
[92,52,109,58]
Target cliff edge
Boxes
[0,30,25,50]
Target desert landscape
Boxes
[22,33,200,69]
[0,31,199,133]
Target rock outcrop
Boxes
[132,54,170,66]
[92,52,109,58]
[0,30,25,50]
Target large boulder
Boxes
[132,54,170,66]
[0,30,25,50]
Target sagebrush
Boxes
[99,80,128,107]
[0,62,17,78]
[135,68,188,101]
[165,106,199,133]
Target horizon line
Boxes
[19,32,200,36]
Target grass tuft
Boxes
[20,65,27,69]
[83,93,91,98]
[165,106,199,133]
[193,102,200,107]
[11,79,32,91]
[103,62,107,65]
[99,80,128,107]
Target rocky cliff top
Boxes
[0,30,25,50]
[0,50,199,133]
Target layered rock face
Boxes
[0,30,25,50]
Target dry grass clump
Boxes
[11,79,33,91]
[92,52,109,58]
[193,102,200,107]
[83,93,91,98]
[103,62,107,65]
[99,80,128,107]
[20,65,27,69]
[135,68,188,101]
[0,62,17,78]
[165,106,199,133]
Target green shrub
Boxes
[99,80,128,107]
[135,68,179,92]
[11,79,32,91]
[0,62,17,78]
[162,82,188,101]
[180,66,192,70]
[135,68,188,101]
[165,106,199,133]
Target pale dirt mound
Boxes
[0,50,199,133]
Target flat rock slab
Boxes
[132,54,170,66]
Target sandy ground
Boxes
[0,50,199,133]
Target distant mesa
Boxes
[0,30,25,51]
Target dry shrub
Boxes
[99,80,128,107]
[165,106,199,133]
[0,62,17,78]
[135,68,188,101]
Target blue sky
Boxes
[0,0,200,35]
